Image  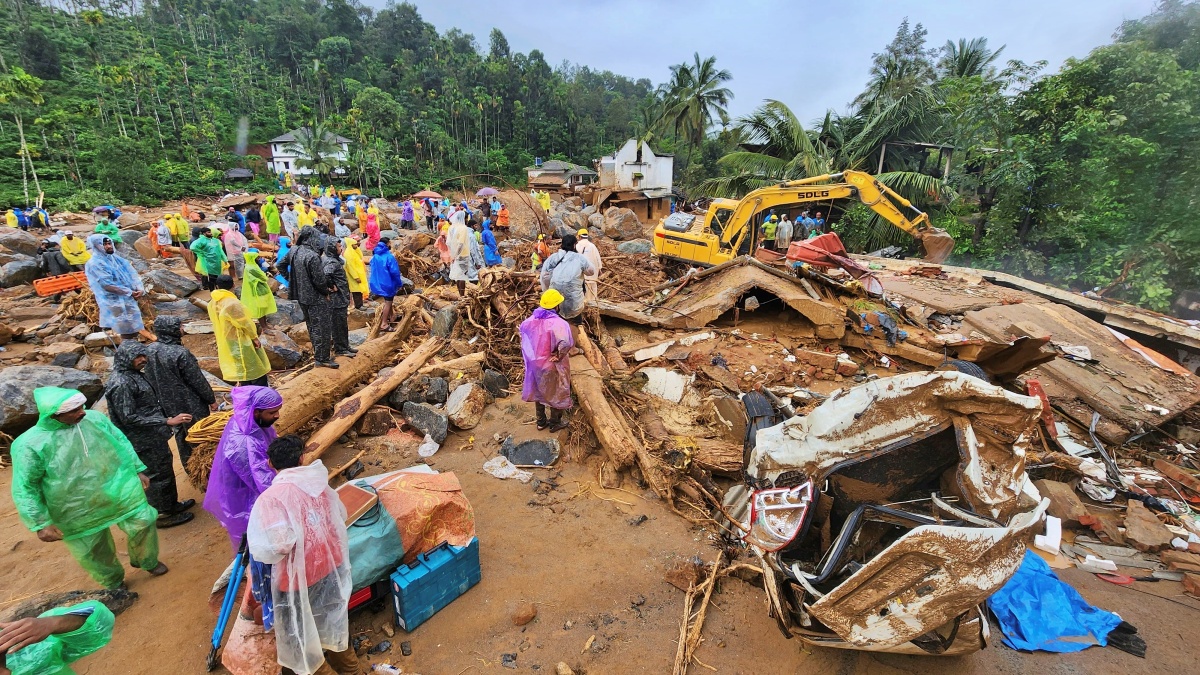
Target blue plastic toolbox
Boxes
[390,537,481,631]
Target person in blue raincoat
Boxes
[83,234,145,338]
[481,218,502,267]
[368,240,407,332]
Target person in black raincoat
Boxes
[322,238,357,359]
[105,341,196,528]
[289,226,336,368]
[145,316,217,467]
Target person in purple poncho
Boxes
[519,289,575,432]
[203,386,284,551]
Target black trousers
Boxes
[201,274,218,291]
[331,306,351,353]
[301,302,333,362]
[132,437,179,514]
[235,375,269,387]
[172,421,196,468]
[535,403,565,427]
[351,292,363,309]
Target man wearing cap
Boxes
[761,214,779,250]
[59,231,90,269]
[106,341,196,528]
[575,229,602,304]
[519,290,575,432]
[10,387,170,588]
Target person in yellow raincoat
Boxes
[169,213,189,245]
[297,202,315,228]
[208,275,272,386]
[342,237,367,309]
[59,231,91,268]
[536,191,552,212]
[241,250,278,332]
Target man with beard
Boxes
[290,227,337,368]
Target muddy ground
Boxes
[1,399,1198,675]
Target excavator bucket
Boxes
[919,228,956,263]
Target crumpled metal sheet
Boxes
[748,371,1043,520]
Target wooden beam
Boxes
[839,333,946,368]
[302,336,445,463]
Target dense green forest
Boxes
[1,0,1199,310]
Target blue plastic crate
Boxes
[390,537,481,631]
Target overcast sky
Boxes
[377,0,1158,126]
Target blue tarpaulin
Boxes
[987,550,1124,652]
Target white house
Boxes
[267,127,352,176]
[594,139,673,191]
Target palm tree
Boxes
[938,38,1006,79]
[284,121,343,182]
[663,53,733,166]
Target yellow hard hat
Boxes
[537,234,545,240]
[539,288,565,310]
[577,228,589,237]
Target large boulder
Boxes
[617,239,653,255]
[153,299,206,320]
[387,375,449,409]
[0,229,39,256]
[431,306,458,338]
[602,207,643,241]
[117,230,142,247]
[0,366,104,433]
[562,196,584,210]
[133,236,157,260]
[561,211,588,234]
[265,299,306,329]
[550,217,570,239]
[143,268,200,298]
[0,257,40,288]
[587,212,604,232]
[445,382,488,430]
[391,231,434,255]
[401,401,449,444]
[500,190,548,241]
[259,329,303,369]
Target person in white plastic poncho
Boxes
[246,435,358,675]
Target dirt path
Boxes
[1,402,1197,674]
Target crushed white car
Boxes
[728,371,1050,655]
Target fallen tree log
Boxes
[691,439,744,475]
[275,310,414,437]
[573,325,612,378]
[302,336,445,463]
[418,351,487,378]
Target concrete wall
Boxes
[599,140,673,191]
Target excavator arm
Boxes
[718,170,955,263]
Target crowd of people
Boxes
[4,184,613,675]
[758,209,827,252]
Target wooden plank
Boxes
[839,333,946,368]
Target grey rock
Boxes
[84,332,113,349]
[153,299,206,320]
[616,239,653,254]
[0,229,40,256]
[387,375,450,408]
[482,369,511,397]
[587,212,605,232]
[259,329,303,369]
[425,376,449,404]
[549,217,568,238]
[0,257,40,288]
[0,366,104,433]
[581,206,596,217]
[401,401,449,444]
[117,229,143,247]
[603,207,643,241]
[501,256,516,269]
[445,382,488,430]
[265,299,306,329]
[51,352,82,368]
[143,269,200,298]
[432,306,458,338]
[348,328,368,347]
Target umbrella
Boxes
[476,187,499,197]
[413,190,442,199]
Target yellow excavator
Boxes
[652,170,955,266]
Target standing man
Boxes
[145,316,217,469]
[446,211,475,298]
[368,240,406,333]
[281,202,300,241]
[190,226,227,291]
[539,234,595,320]
[290,227,337,369]
[519,290,575,432]
[209,275,273,386]
[322,239,357,359]
[760,214,779,250]
[247,435,357,675]
[342,237,367,310]
[241,251,279,332]
[105,342,196,528]
[496,203,510,232]
[84,235,145,340]
[246,203,263,237]
[59,231,90,270]
[262,196,283,245]
[204,386,284,552]
[575,228,602,304]
[812,211,826,235]
[227,206,247,234]
[10,387,170,588]
[776,213,794,252]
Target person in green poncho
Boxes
[0,600,115,675]
[189,226,227,291]
[9,388,169,589]
[262,195,282,244]
[92,219,119,237]
[241,250,278,332]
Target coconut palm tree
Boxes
[284,121,344,182]
[663,53,733,165]
[938,37,1006,80]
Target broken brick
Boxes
[1161,550,1200,569]
[836,358,860,377]
[1123,501,1174,553]
[1079,511,1125,545]
[1183,573,1200,598]
[1033,479,1089,527]
[796,349,837,370]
